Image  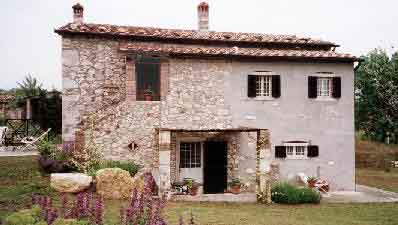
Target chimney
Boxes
[72,3,84,24]
[197,2,209,31]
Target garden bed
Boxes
[2,156,398,225]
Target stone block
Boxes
[62,49,79,66]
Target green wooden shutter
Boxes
[307,145,319,157]
[275,146,287,158]
[272,75,281,98]
[308,76,318,98]
[332,77,341,98]
[248,75,257,98]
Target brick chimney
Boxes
[72,3,84,24]
[198,2,209,31]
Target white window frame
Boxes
[179,142,202,168]
[317,77,332,98]
[251,71,273,100]
[284,142,309,159]
[256,75,272,97]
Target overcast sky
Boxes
[1,0,397,90]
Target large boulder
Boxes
[51,173,92,193]
[96,168,136,199]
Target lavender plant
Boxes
[120,173,167,225]
[31,192,104,225]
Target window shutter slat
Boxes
[275,146,287,158]
[307,145,319,157]
[272,75,281,98]
[332,77,341,98]
[247,75,257,98]
[308,76,318,98]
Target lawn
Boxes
[1,156,398,225]
[356,168,398,193]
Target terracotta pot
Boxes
[308,180,317,188]
[230,185,241,194]
[189,186,199,196]
[144,94,153,101]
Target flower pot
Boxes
[230,185,241,194]
[189,186,199,196]
[144,94,153,101]
[308,180,317,188]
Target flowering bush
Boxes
[120,173,167,225]
[10,173,198,225]
[31,192,104,225]
[67,115,102,173]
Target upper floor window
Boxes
[308,74,341,99]
[256,75,272,97]
[136,56,161,101]
[248,71,281,99]
[317,77,331,97]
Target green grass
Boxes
[356,168,398,193]
[0,156,52,220]
[1,156,398,225]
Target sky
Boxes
[0,0,397,90]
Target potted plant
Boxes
[307,176,318,188]
[184,178,199,196]
[229,178,241,194]
[143,87,153,101]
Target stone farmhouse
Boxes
[56,2,358,198]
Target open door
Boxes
[203,141,227,194]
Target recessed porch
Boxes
[156,128,271,201]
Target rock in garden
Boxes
[96,168,136,199]
[50,173,92,193]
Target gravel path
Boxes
[0,146,39,157]
[323,184,398,203]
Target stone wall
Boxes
[62,35,355,191]
[62,37,237,172]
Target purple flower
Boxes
[47,208,59,225]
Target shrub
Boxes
[4,206,45,225]
[68,115,102,173]
[0,114,5,126]
[88,160,140,177]
[37,139,68,161]
[271,182,321,204]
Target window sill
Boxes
[313,97,338,102]
[285,157,309,160]
[248,97,275,101]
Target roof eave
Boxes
[54,29,339,49]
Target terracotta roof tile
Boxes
[55,23,338,47]
[0,94,14,103]
[119,42,357,62]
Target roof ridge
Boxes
[55,23,338,47]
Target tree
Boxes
[10,74,46,108]
[355,49,398,143]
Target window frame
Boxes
[179,142,202,168]
[250,71,275,100]
[256,75,272,98]
[284,142,309,159]
[317,77,332,98]
[135,56,161,101]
